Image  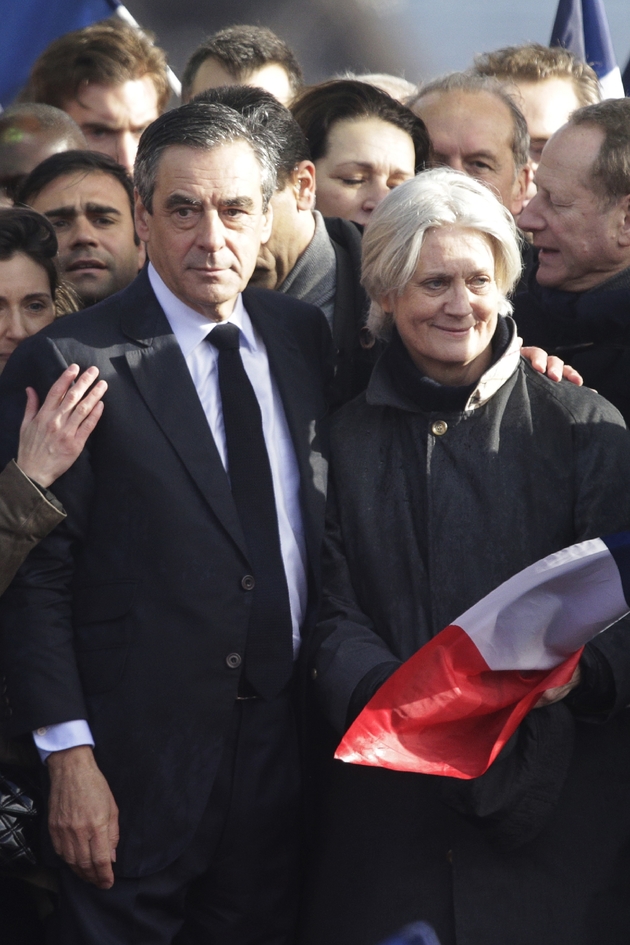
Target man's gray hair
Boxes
[569,99,630,205]
[409,72,530,173]
[362,167,522,340]
[134,101,278,213]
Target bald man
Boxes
[0,104,85,202]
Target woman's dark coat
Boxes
[302,320,630,945]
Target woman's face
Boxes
[0,253,55,373]
[314,117,416,225]
[382,225,501,386]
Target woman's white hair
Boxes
[362,167,523,340]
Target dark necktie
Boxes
[207,321,294,700]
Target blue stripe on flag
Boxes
[551,0,618,81]
[1,0,119,107]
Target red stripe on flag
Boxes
[335,624,583,779]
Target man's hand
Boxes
[520,346,583,386]
[16,364,107,488]
[47,745,119,889]
[533,665,581,709]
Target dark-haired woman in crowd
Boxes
[0,207,106,591]
[291,79,429,225]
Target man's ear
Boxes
[616,194,630,247]
[260,201,273,246]
[134,189,151,243]
[510,165,532,218]
[136,241,147,271]
[293,161,316,211]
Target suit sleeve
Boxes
[0,335,94,735]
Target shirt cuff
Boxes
[32,719,95,764]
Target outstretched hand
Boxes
[16,364,107,488]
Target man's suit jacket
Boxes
[0,269,333,877]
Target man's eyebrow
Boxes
[164,193,202,209]
[221,196,255,210]
[42,206,76,219]
[84,203,122,217]
[81,122,117,134]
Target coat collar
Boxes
[367,316,522,413]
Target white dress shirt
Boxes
[34,264,308,761]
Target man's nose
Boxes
[518,192,544,232]
[197,211,227,253]
[68,217,98,248]
[114,132,138,174]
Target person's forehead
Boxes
[420,90,514,153]
[190,58,292,105]
[537,123,604,193]
[514,77,581,140]
[153,142,264,200]
[325,117,415,170]
[64,77,159,129]
[31,170,132,213]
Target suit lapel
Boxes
[120,272,249,560]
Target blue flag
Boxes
[550,0,624,98]
[0,0,120,108]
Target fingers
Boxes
[543,356,563,383]
[39,363,82,412]
[20,387,40,429]
[520,346,548,376]
[562,365,584,387]
[42,365,99,418]
[51,821,116,889]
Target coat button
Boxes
[241,575,255,591]
[431,420,448,436]
[226,653,242,669]
[446,849,453,864]
[311,668,318,680]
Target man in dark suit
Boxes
[0,102,332,944]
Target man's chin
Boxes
[66,273,116,308]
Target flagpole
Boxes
[106,0,181,99]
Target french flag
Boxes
[550,0,625,100]
[336,532,630,780]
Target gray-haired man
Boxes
[0,101,332,944]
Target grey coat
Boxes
[303,321,630,945]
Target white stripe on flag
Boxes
[458,538,629,670]
[599,66,625,99]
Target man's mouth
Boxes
[66,259,107,273]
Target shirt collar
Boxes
[147,263,258,359]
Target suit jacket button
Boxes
[241,575,255,591]
[431,420,448,436]
[311,668,318,680]
[226,653,242,669]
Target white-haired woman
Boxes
[301,169,630,945]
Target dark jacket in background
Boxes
[301,319,630,945]
[513,265,630,424]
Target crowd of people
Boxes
[1,15,630,945]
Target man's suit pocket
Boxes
[73,582,137,694]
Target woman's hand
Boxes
[533,665,581,709]
[16,364,107,488]
[520,346,583,386]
